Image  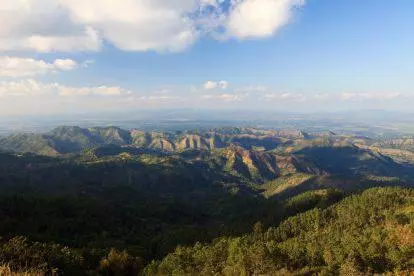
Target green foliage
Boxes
[283,189,344,216]
[0,133,58,156]
[0,264,45,276]
[0,186,411,275]
[0,236,84,274]
[98,249,142,276]
[149,187,414,275]
[0,237,144,275]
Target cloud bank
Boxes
[0,79,130,98]
[204,80,229,90]
[0,78,410,115]
[0,0,305,53]
[0,57,79,77]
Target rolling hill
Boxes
[1,126,413,188]
[0,126,413,274]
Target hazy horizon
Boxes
[1,109,414,138]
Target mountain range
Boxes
[1,125,413,192]
[0,125,413,274]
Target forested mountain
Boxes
[1,126,413,187]
[150,187,414,275]
[0,126,413,274]
[0,126,287,155]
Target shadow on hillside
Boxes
[295,146,414,177]
[264,146,414,200]
[0,153,284,260]
[1,147,412,262]
[269,174,414,200]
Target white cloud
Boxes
[0,0,198,52]
[204,80,229,90]
[24,27,102,53]
[59,0,199,52]
[264,92,306,101]
[281,93,293,99]
[218,81,229,89]
[202,93,242,102]
[59,86,129,97]
[0,79,57,97]
[53,59,79,71]
[0,0,305,53]
[0,0,101,52]
[200,0,222,8]
[0,79,130,97]
[204,81,218,90]
[0,57,79,77]
[341,92,402,101]
[227,0,305,39]
[0,80,413,114]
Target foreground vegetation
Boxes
[0,187,412,275]
[148,187,414,275]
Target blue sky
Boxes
[0,0,413,115]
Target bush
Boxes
[98,248,142,276]
[0,236,83,274]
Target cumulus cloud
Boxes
[0,0,305,53]
[59,0,199,52]
[0,79,55,97]
[59,86,129,97]
[0,79,412,114]
[0,79,130,97]
[0,0,198,52]
[219,81,229,89]
[264,92,306,101]
[0,57,79,77]
[0,0,101,52]
[53,59,79,71]
[227,0,305,39]
[204,80,229,90]
[341,92,402,101]
[204,81,218,90]
[202,93,243,102]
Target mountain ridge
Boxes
[1,125,413,192]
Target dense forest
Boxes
[0,188,412,275]
[0,126,412,275]
[150,187,414,275]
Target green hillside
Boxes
[0,126,413,274]
[150,187,414,275]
